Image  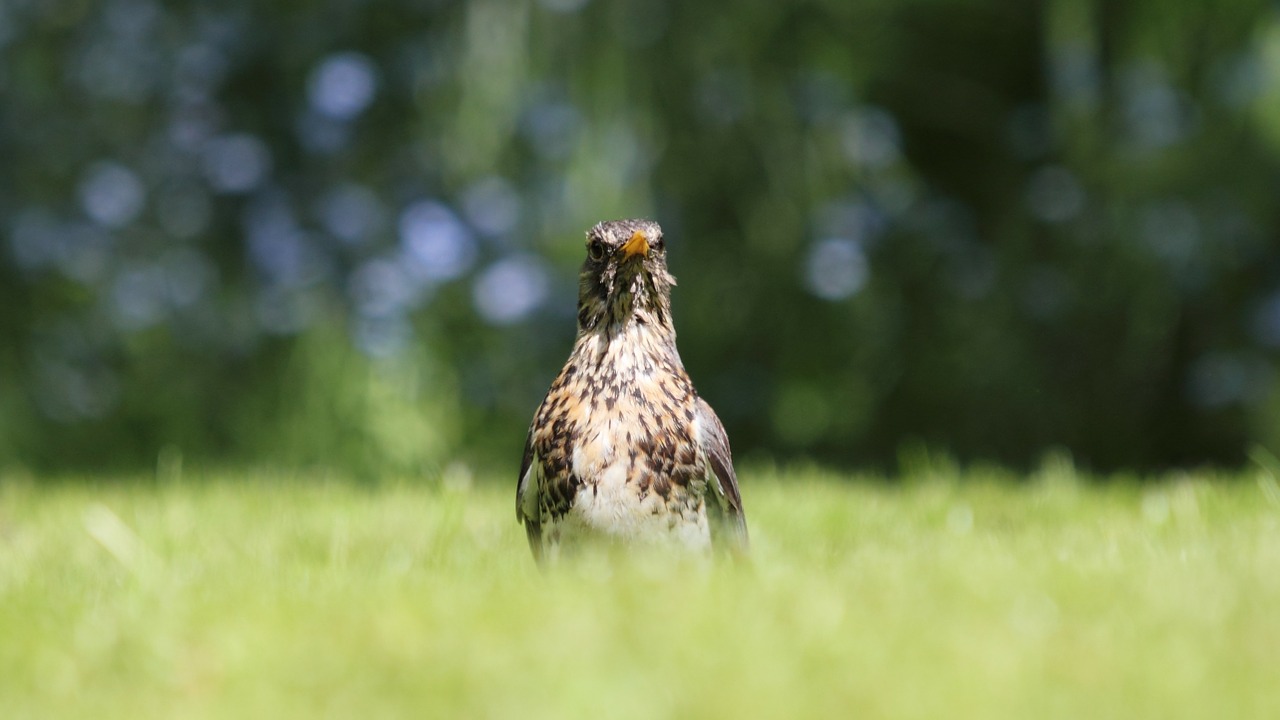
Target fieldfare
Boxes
[516,219,748,563]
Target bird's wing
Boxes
[515,429,544,563]
[694,397,749,556]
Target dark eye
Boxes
[588,240,606,261]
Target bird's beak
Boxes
[621,230,650,259]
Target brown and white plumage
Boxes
[516,219,748,563]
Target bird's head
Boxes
[576,218,676,334]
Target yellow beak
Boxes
[621,230,650,259]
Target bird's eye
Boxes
[588,240,606,261]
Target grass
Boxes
[2,459,1279,719]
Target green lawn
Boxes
[2,461,1278,719]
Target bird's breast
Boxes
[563,334,698,482]
[535,325,708,548]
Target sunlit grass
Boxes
[2,462,1278,719]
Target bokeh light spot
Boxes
[841,107,901,169]
[203,134,271,194]
[399,201,477,282]
[1120,62,1195,149]
[462,177,522,239]
[111,265,168,330]
[473,255,550,325]
[79,162,146,228]
[804,238,868,301]
[1050,43,1101,109]
[244,195,328,287]
[349,258,420,318]
[1026,165,1085,223]
[308,52,379,120]
[814,199,886,247]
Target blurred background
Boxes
[2,0,1280,477]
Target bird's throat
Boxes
[578,268,673,340]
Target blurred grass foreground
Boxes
[5,3,1280,716]
[5,1,1280,472]
[3,464,1279,718]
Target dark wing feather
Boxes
[695,397,749,556]
[515,429,544,563]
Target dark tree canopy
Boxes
[2,0,1279,474]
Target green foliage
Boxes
[2,465,1278,718]
[2,0,1280,471]
[227,329,463,477]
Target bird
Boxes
[516,218,748,564]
